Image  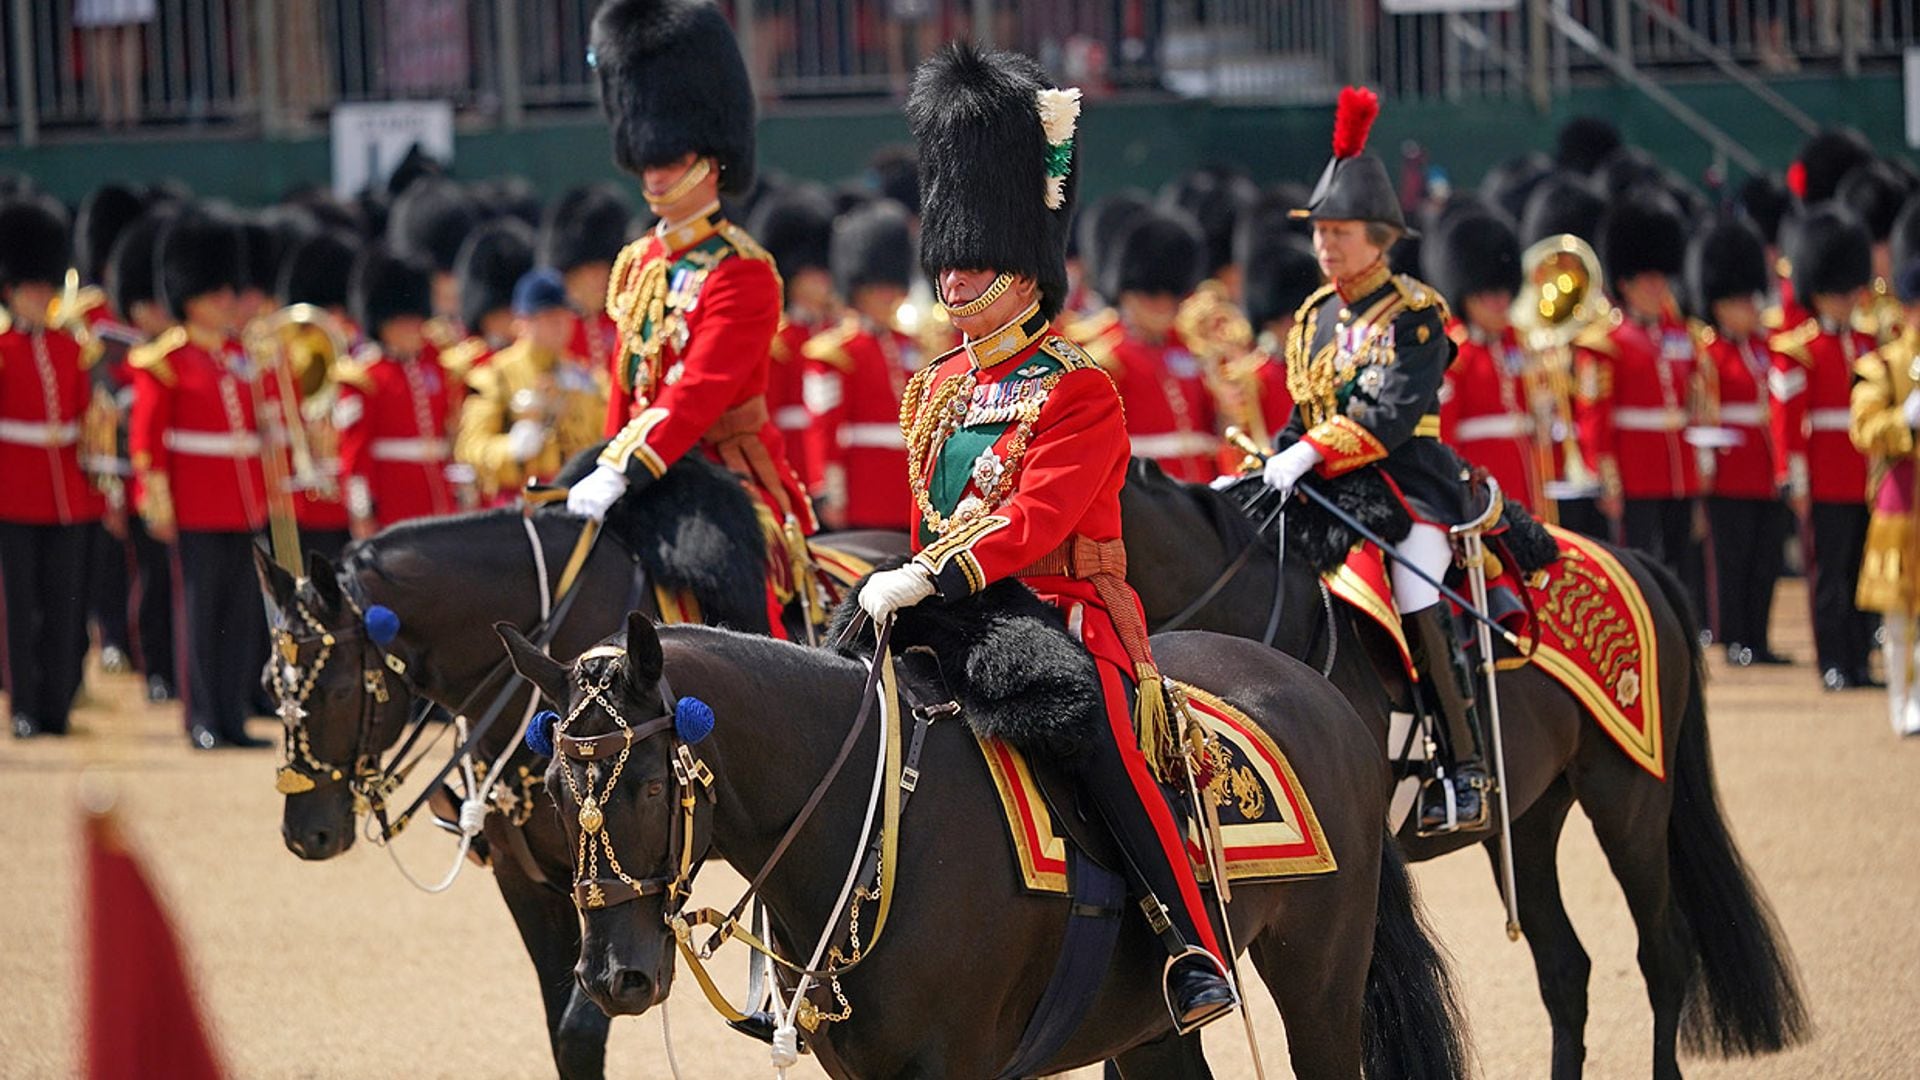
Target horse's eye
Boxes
[644,779,666,799]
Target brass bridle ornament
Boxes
[269,588,412,817]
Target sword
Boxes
[1452,482,1522,942]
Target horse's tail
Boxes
[1362,837,1471,1080]
[1634,552,1812,1056]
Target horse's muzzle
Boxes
[578,955,672,1016]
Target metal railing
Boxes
[4,0,1919,144]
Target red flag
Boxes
[85,810,224,1080]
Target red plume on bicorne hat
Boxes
[1331,86,1380,160]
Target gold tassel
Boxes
[1134,662,1174,782]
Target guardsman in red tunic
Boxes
[335,248,457,536]
[1432,210,1555,513]
[1688,217,1793,667]
[102,209,180,702]
[1772,206,1879,690]
[860,43,1236,1032]
[1088,207,1220,480]
[275,229,364,561]
[1216,222,1319,456]
[749,184,839,482]
[567,0,816,637]
[1575,196,1706,575]
[129,209,272,750]
[542,184,634,390]
[388,177,482,334]
[0,198,104,738]
[802,199,918,531]
[441,218,536,382]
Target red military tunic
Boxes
[1439,321,1554,511]
[769,315,824,486]
[1079,314,1219,482]
[1770,314,1872,504]
[597,207,815,534]
[0,323,104,525]
[128,326,268,533]
[334,343,457,527]
[1697,327,1781,500]
[801,313,917,531]
[1574,309,1702,500]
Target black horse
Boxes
[1118,460,1809,1080]
[501,609,1470,1078]
[254,455,903,1080]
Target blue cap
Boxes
[1896,259,1920,305]
[512,267,570,316]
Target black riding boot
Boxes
[1408,604,1491,835]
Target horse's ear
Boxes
[305,551,345,613]
[495,622,571,709]
[252,542,297,614]
[624,610,663,691]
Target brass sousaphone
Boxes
[1512,233,1613,508]
[243,303,352,572]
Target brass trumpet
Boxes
[1513,234,1613,509]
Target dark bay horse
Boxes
[254,459,906,1080]
[501,612,1469,1079]
[1117,460,1809,1080]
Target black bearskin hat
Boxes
[156,207,245,320]
[1685,217,1770,314]
[385,143,447,198]
[1077,189,1151,303]
[867,145,920,217]
[1520,173,1606,247]
[1598,189,1686,288]
[590,0,757,195]
[1837,161,1912,242]
[1479,153,1553,224]
[747,184,836,278]
[1789,204,1872,301]
[538,184,634,272]
[1554,117,1624,176]
[1891,195,1920,288]
[908,43,1082,320]
[1111,207,1205,299]
[350,246,434,337]
[239,217,286,295]
[388,178,480,274]
[1295,87,1408,233]
[1736,174,1795,246]
[0,197,72,293]
[454,218,536,330]
[1162,166,1257,276]
[106,209,174,317]
[831,199,915,298]
[277,229,361,311]
[473,175,544,230]
[75,183,147,286]
[1596,146,1663,200]
[1426,210,1521,311]
[1240,229,1322,330]
[1791,128,1875,206]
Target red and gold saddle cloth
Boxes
[979,682,1337,895]
[1326,523,1666,780]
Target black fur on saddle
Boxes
[551,443,769,630]
[827,558,1106,765]
[1498,500,1561,575]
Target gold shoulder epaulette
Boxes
[1040,335,1099,372]
[1689,319,1718,349]
[441,337,490,380]
[128,326,187,385]
[1769,319,1821,365]
[717,220,784,306]
[424,316,461,351]
[801,318,860,372]
[1446,322,1469,347]
[1293,283,1337,325]
[334,355,376,392]
[1063,307,1118,347]
[1392,274,1450,321]
[1573,314,1618,356]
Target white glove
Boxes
[566,464,629,521]
[1262,442,1324,500]
[858,565,935,624]
[1902,388,1920,429]
[506,419,548,463]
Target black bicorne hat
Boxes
[908,43,1082,321]
[1426,210,1521,311]
[156,206,246,320]
[350,245,435,337]
[1685,216,1771,314]
[590,0,757,195]
[455,219,536,330]
[1789,204,1873,301]
[831,199,915,298]
[1597,188,1686,289]
[277,229,362,311]
[75,184,148,286]
[388,179,481,274]
[1293,87,1409,234]
[0,196,72,292]
[538,184,635,272]
[1111,207,1206,299]
[747,184,836,278]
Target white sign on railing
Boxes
[1907,48,1920,148]
[330,101,456,198]
[1383,0,1519,11]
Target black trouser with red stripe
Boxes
[0,521,93,733]
[128,513,176,684]
[173,530,268,741]
[1708,496,1791,653]
[89,522,132,654]
[1624,497,1706,626]
[1808,501,1875,676]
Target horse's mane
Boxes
[1125,457,1268,557]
